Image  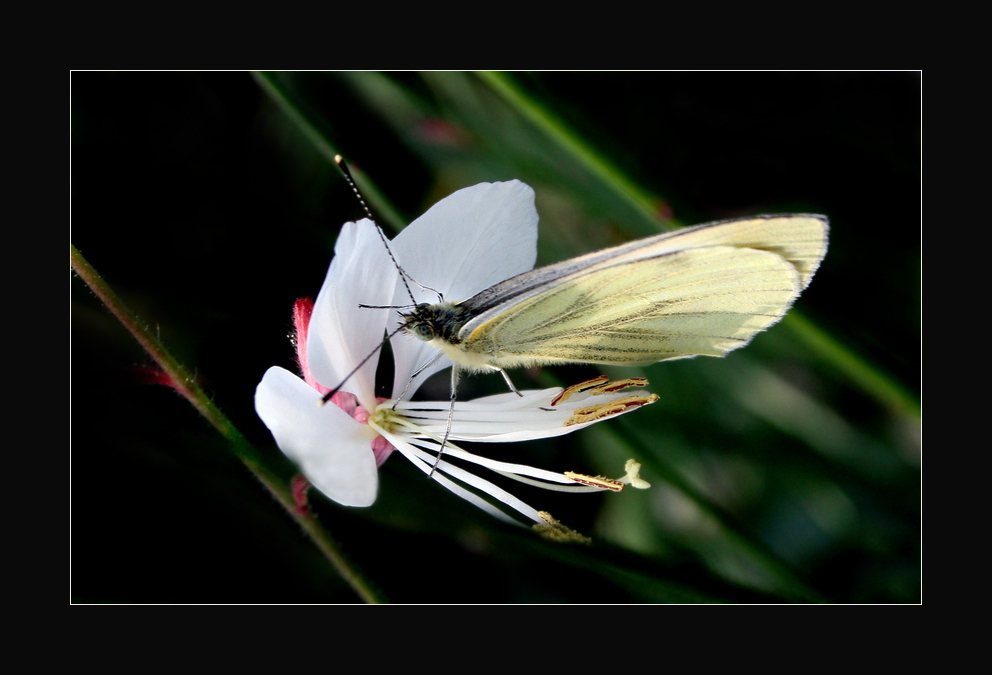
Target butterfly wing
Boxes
[456,215,828,368]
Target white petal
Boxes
[394,386,655,442]
[255,366,378,507]
[307,220,399,409]
[392,180,539,301]
[387,180,539,396]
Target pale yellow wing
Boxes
[460,244,804,368]
[618,214,827,289]
[460,215,827,324]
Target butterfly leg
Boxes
[498,367,524,397]
[429,367,460,478]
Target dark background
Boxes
[71,72,919,603]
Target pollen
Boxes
[533,511,592,545]
[588,376,650,396]
[564,471,625,491]
[552,376,652,406]
[551,375,609,406]
[563,393,660,427]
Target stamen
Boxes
[563,472,625,492]
[550,376,650,406]
[372,402,639,494]
[588,376,650,395]
[551,375,609,406]
[563,393,660,426]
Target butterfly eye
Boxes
[414,323,435,341]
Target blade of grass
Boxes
[477,71,673,233]
[784,312,920,418]
[251,71,407,235]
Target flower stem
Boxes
[71,243,384,603]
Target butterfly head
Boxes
[400,304,438,342]
[399,302,472,346]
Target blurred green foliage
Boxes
[71,72,919,603]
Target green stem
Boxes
[70,243,384,603]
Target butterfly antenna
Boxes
[334,155,421,305]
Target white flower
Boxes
[255,181,654,526]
